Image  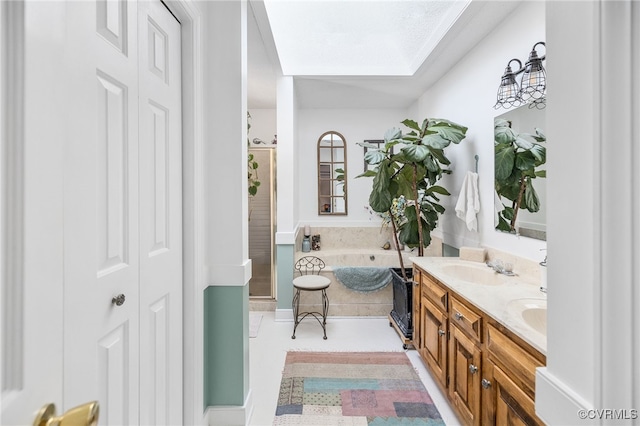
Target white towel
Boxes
[455,171,480,231]
[494,190,505,227]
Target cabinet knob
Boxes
[482,378,492,389]
[469,364,478,374]
[438,329,445,337]
[454,312,463,321]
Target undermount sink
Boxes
[439,263,505,286]
[507,298,547,336]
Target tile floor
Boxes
[248,311,461,425]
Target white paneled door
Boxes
[65,1,183,424]
[0,0,183,425]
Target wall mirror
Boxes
[494,106,547,240]
[318,131,347,215]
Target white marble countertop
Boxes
[410,256,547,355]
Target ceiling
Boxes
[248,0,523,109]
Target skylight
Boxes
[264,0,471,76]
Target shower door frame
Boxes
[248,146,276,299]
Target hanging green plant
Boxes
[247,111,261,197]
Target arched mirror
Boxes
[317,131,347,215]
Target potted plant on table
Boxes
[357,117,468,339]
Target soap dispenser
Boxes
[302,224,311,252]
[539,249,547,293]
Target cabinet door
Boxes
[412,269,421,348]
[449,324,482,426]
[420,297,447,388]
[483,361,544,426]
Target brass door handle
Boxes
[34,401,99,426]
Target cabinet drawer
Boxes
[486,323,543,399]
[450,297,482,343]
[421,273,448,313]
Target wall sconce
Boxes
[494,41,546,110]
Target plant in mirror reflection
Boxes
[494,118,546,233]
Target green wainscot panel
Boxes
[203,284,249,407]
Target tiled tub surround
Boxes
[296,226,443,255]
[294,226,442,316]
[410,256,547,354]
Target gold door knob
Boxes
[34,401,99,426]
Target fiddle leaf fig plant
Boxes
[494,118,546,233]
[357,118,468,280]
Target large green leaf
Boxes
[422,133,451,150]
[358,141,384,149]
[401,119,421,132]
[514,135,535,150]
[429,148,451,166]
[395,166,416,199]
[424,155,438,172]
[497,180,521,202]
[495,145,515,180]
[398,207,432,248]
[369,160,393,212]
[495,126,517,144]
[530,143,546,164]
[535,170,547,178]
[496,214,512,232]
[355,170,377,178]
[524,180,540,212]
[502,206,514,220]
[364,150,386,165]
[384,127,402,142]
[402,144,430,162]
[515,151,536,171]
[425,185,451,196]
[495,118,511,128]
[428,118,468,134]
[429,122,468,144]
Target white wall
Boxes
[413,1,547,262]
[296,108,407,228]
[248,108,276,146]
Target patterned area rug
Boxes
[274,351,445,425]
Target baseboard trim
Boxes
[275,309,388,322]
[205,389,254,426]
[275,308,292,321]
[536,367,596,425]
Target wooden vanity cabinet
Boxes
[421,297,448,388]
[482,324,546,426]
[449,296,483,426]
[413,266,546,426]
[417,272,449,388]
[412,268,421,349]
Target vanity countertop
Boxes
[410,256,547,355]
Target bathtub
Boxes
[311,249,414,271]
[293,248,414,317]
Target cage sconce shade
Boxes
[495,42,546,109]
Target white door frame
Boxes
[0,1,206,424]
[163,1,206,424]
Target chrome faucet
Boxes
[486,259,514,275]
